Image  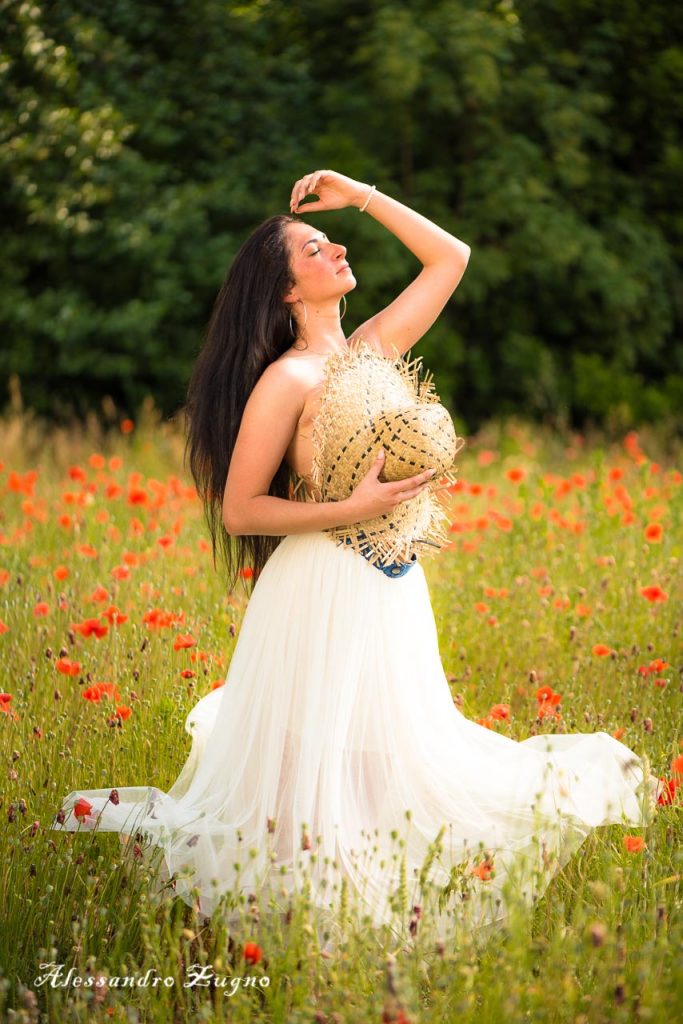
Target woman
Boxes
[53,170,655,947]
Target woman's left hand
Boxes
[289,170,369,214]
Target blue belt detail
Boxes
[341,531,417,578]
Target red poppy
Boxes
[0,692,19,721]
[144,608,186,629]
[592,644,612,657]
[243,942,262,965]
[640,585,668,603]
[173,633,197,651]
[538,699,562,720]
[490,704,510,721]
[74,798,94,822]
[644,523,663,543]
[471,857,494,881]
[101,605,128,625]
[623,835,645,853]
[7,469,38,496]
[638,658,669,677]
[71,618,109,639]
[506,468,526,483]
[82,682,122,703]
[127,488,148,506]
[657,777,678,806]
[76,544,99,559]
[535,685,557,703]
[56,658,81,676]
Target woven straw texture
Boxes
[302,336,465,567]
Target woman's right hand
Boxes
[289,169,369,213]
[343,449,437,521]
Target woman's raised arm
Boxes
[290,170,471,359]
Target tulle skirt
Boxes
[52,531,656,944]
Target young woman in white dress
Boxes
[53,170,655,947]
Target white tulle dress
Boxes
[52,341,656,946]
[52,528,656,943]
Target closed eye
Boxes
[304,233,328,256]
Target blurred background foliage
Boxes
[1,0,681,432]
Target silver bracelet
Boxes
[359,184,376,213]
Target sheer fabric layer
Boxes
[53,532,654,937]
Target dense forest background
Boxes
[1,0,681,432]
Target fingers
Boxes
[395,468,437,490]
[290,171,325,211]
[372,449,386,476]
[291,174,314,211]
[293,179,309,209]
[393,480,433,504]
[389,468,442,505]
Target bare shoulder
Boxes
[241,359,307,426]
[256,354,309,391]
[264,331,386,401]
[267,351,312,383]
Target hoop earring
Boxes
[340,294,347,320]
[288,299,308,340]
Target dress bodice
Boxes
[288,336,464,568]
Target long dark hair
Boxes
[182,213,305,595]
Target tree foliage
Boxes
[0,0,680,430]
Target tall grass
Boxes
[0,395,680,1022]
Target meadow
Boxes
[0,396,680,1023]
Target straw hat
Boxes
[307,336,465,567]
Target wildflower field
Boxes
[0,402,681,1023]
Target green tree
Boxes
[1,0,680,430]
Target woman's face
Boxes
[283,221,356,306]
